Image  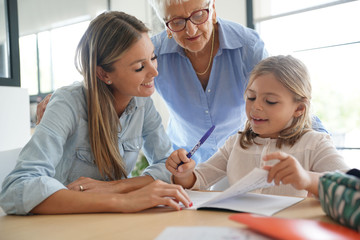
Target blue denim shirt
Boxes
[0,82,172,215]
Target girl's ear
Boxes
[294,103,306,118]
[96,66,110,84]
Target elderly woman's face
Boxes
[165,0,215,53]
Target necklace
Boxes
[195,27,215,76]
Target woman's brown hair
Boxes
[75,11,149,180]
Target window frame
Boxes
[0,0,20,87]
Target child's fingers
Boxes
[178,149,191,163]
[177,159,196,173]
[167,157,179,169]
[266,161,290,183]
[166,159,179,175]
[271,167,293,185]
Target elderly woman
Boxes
[148,0,266,163]
[149,0,325,164]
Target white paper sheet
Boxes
[204,168,274,205]
[184,168,304,216]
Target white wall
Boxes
[18,0,108,36]
[215,0,247,25]
[0,87,30,188]
[0,87,30,151]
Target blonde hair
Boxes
[75,11,149,180]
[239,55,312,149]
[148,0,213,23]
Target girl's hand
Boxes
[117,180,192,212]
[263,152,312,191]
[166,149,196,178]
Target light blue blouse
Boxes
[152,18,268,163]
[0,82,172,215]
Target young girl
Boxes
[166,55,349,197]
[0,11,191,215]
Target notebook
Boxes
[186,168,304,216]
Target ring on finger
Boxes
[79,185,84,192]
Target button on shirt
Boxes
[152,18,268,163]
[0,83,172,215]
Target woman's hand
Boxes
[31,180,192,214]
[263,152,316,193]
[117,180,192,212]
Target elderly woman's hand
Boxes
[36,94,52,124]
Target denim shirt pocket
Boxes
[66,147,102,184]
[76,148,96,166]
[121,137,142,155]
[120,137,143,173]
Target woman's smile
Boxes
[141,80,154,88]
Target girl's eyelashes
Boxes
[266,100,278,105]
[151,54,158,61]
[246,96,277,105]
[135,65,144,72]
[247,97,256,101]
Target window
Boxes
[19,21,89,98]
[253,0,360,168]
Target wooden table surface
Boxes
[0,197,335,240]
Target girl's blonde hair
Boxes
[239,55,312,149]
[75,11,149,180]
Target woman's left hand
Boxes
[67,175,155,194]
[262,152,311,191]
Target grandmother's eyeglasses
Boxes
[166,9,209,32]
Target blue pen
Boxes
[178,125,215,167]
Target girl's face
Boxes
[165,0,216,53]
[245,73,302,139]
[103,33,158,103]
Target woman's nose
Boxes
[185,21,197,36]
[149,61,158,77]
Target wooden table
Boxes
[0,198,335,240]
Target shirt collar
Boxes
[122,97,138,116]
[157,17,244,56]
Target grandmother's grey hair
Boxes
[148,0,214,24]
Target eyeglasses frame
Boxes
[165,8,210,32]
